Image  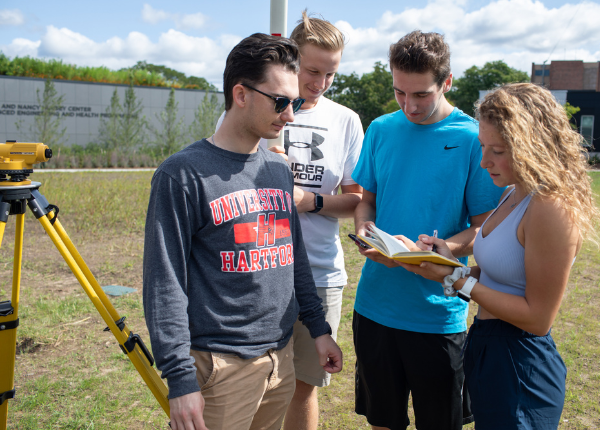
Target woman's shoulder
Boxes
[525,194,578,234]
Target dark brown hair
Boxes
[223,33,300,110]
[389,30,451,87]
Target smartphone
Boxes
[348,233,372,250]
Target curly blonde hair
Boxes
[289,10,345,52]
[476,83,599,242]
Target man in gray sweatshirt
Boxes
[143,33,343,430]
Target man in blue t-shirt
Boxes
[351,31,504,430]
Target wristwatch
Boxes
[457,276,477,302]
[309,192,323,213]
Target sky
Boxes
[1,0,599,90]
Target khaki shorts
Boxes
[190,339,295,430]
[292,286,344,387]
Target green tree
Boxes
[97,88,122,150]
[120,82,147,151]
[564,102,580,127]
[148,88,186,156]
[130,61,217,91]
[16,77,66,146]
[328,61,395,131]
[449,61,529,116]
[383,98,401,115]
[189,92,224,140]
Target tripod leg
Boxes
[0,214,24,430]
[34,212,170,416]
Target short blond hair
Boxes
[289,10,345,52]
[476,83,599,243]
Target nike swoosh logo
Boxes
[444,145,459,150]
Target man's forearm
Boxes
[445,225,479,258]
[354,199,376,234]
[295,185,362,218]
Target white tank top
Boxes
[473,190,532,297]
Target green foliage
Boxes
[148,88,187,157]
[96,84,147,152]
[328,61,395,131]
[449,60,529,116]
[129,60,217,91]
[97,89,122,150]
[120,82,147,151]
[189,92,224,141]
[16,77,67,146]
[0,51,213,90]
[383,98,401,115]
[564,102,581,131]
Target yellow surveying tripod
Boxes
[0,141,170,429]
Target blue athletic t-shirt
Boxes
[352,108,504,334]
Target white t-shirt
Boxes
[215,97,364,287]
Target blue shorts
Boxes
[464,317,567,430]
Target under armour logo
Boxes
[284,130,324,161]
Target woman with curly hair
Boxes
[397,83,599,429]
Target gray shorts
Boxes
[292,286,344,387]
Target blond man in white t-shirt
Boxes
[216,12,363,430]
[277,13,363,430]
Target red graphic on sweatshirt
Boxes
[233,214,291,246]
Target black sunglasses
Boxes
[241,83,305,113]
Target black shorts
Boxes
[353,311,474,430]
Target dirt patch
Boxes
[16,337,43,355]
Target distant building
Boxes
[0,75,225,147]
[531,60,599,153]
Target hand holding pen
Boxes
[431,230,438,253]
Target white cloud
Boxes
[0,38,39,57]
[2,0,599,91]
[176,13,207,30]
[141,4,170,25]
[6,25,239,88]
[0,8,25,26]
[141,4,207,30]
[337,0,600,78]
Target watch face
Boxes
[315,193,323,208]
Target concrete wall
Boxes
[0,76,224,146]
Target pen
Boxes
[432,230,438,253]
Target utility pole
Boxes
[266,0,288,149]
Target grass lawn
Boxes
[1,171,599,429]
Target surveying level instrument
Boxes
[0,141,170,429]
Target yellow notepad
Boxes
[359,225,463,267]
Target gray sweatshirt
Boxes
[143,139,331,399]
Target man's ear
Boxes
[232,83,247,109]
[442,73,453,93]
